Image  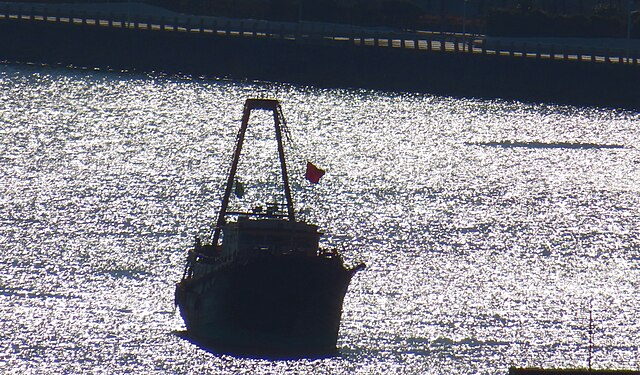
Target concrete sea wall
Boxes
[0,6,638,110]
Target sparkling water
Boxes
[1,64,639,374]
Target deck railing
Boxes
[1,4,638,66]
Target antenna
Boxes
[588,299,594,371]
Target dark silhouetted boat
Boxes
[174,98,364,358]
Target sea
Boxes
[0,64,639,374]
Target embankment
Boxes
[0,12,638,110]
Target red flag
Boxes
[305,162,325,184]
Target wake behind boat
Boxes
[174,98,364,358]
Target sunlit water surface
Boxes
[0,65,639,374]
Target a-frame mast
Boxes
[211,99,296,247]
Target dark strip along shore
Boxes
[1,4,639,110]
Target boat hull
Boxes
[175,253,357,357]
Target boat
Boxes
[174,98,364,358]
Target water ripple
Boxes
[0,65,638,374]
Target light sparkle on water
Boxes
[0,65,639,374]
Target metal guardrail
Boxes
[1,4,638,66]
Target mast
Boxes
[273,103,296,222]
[211,99,296,246]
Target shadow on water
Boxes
[466,141,626,149]
[172,330,339,360]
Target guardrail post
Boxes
[220,19,228,36]
[509,42,515,58]
[183,16,189,31]
[536,44,541,59]
[264,20,272,37]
